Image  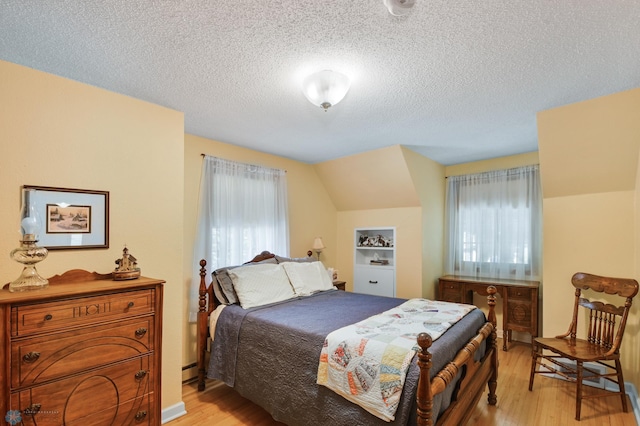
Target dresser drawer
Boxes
[506,299,533,330]
[12,289,155,336]
[10,355,153,426]
[354,267,394,297]
[507,287,532,301]
[11,316,154,388]
[439,281,466,303]
[12,393,154,426]
[65,392,154,426]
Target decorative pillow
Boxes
[213,257,278,305]
[275,255,316,263]
[211,271,232,304]
[228,263,296,309]
[281,261,334,296]
[213,268,238,305]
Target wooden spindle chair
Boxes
[528,272,638,420]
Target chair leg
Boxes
[615,359,628,413]
[576,361,583,421]
[528,343,538,391]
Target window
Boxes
[189,156,289,320]
[445,165,541,280]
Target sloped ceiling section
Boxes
[537,88,640,199]
[314,145,421,211]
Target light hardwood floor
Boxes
[169,340,637,426]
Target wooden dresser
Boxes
[0,270,163,425]
[438,275,539,351]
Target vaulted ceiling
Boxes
[1,1,639,165]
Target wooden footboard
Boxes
[196,258,498,424]
[416,285,498,425]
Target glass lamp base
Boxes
[9,241,49,293]
[9,266,49,292]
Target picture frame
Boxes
[23,185,109,250]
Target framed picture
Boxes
[23,185,109,250]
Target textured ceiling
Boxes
[1,1,639,165]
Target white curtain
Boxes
[444,165,542,281]
[189,156,289,321]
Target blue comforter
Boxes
[208,289,487,425]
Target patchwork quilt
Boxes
[317,298,476,421]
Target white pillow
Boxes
[228,263,296,309]
[282,261,335,296]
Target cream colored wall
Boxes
[182,134,338,376]
[537,88,640,391]
[538,89,640,198]
[401,147,446,300]
[632,150,640,388]
[336,208,422,298]
[314,145,421,211]
[0,60,185,413]
[543,191,635,336]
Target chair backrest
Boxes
[568,272,639,354]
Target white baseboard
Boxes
[161,401,187,424]
[626,383,640,425]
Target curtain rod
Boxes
[200,153,287,173]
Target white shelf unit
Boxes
[353,227,396,297]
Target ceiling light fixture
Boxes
[383,0,416,16]
[302,70,350,112]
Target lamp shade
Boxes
[20,188,41,242]
[312,237,325,251]
[302,70,350,111]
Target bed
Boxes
[196,252,498,425]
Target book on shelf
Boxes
[370,259,389,265]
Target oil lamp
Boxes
[9,188,49,292]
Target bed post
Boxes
[197,259,208,391]
[416,332,434,426]
[486,285,498,405]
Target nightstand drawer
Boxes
[12,289,155,336]
[507,287,532,301]
[12,316,154,388]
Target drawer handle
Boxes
[127,301,135,308]
[23,351,41,363]
[135,411,147,421]
[44,314,53,321]
[369,280,378,284]
[135,327,147,338]
[135,370,148,380]
[25,403,41,415]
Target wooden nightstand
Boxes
[333,280,346,291]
